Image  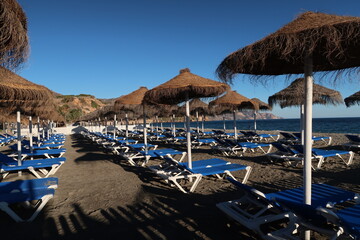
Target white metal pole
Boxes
[113,115,117,139]
[304,55,313,207]
[17,111,22,176]
[233,110,237,140]
[300,104,305,145]
[196,111,199,134]
[172,114,176,137]
[125,114,129,141]
[29,116,33,154]
[143,105,148,153]
[254,110,257,132]
[185,94,192,169]
[202,115,205,133]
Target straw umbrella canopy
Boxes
[0,66,54,112]
[143,68,229,169]
[209,90,257,139]
[268,78,343,108]
[251,98,272,132]
[0,67,56,168]
[0,0,29,70]
[268,78,343,143]
[216,11,360,217]
[345,91,360,107]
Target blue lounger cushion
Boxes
[141,148,183,158]
[266,183,356,207]
[186,163,248,176]
[0,177,58,192]
[179,158,230,169]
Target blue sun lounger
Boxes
[292,145,354,169]
[217,178,358,239]
[149,157,252,193]
[10,148,66,160]
[275,197,360,239]
[0,177,58,222]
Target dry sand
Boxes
[1,131,359,240]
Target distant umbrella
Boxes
[143,68,228,169]
[0,0,29,70]
[268,78,343,108]
[344,91,360,107]
[209,90,257,139]
[251,98,272,132]
[216,11,360,217]
[268,78,343,143]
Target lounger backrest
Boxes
[0,177,58,193]
[345,134,360,143]
[280,132,298,140]
[272,142,292,153]
[275,198,330,229]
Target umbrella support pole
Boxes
[254,111,257,132]
[233,111,237,140]
[304,56,313,240]
[113,115,117,140]
[300,105,305,145]
[17,111,22,176]
[185,95,192,170]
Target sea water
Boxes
[159,117,360,134]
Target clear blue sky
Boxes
[17,0,360,118]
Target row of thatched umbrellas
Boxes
[81,12,360,239]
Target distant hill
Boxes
[207,111,282,121]
[55,94,108,122]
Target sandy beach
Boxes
[1,130,359,240]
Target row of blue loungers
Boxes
[83,128,359,238]
[82,130,253,193]
[0,133,66,222]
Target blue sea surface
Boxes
[159,117,360,134]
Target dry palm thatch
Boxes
[251,98,272,111]
[209,90,257,114]
[268,78,343,108]
[0,66,58,116]
[217,11,360,81]
[114,86,148,113]
[143,68,229,105]
[0,0,29,70]
[178,98,210,115]
[344,90,360,107]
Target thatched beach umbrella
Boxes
[143,68,228,169]
[268,78,343,108]
[216,11,360,221]
[0,0,29,70]
[0,67,55,168]
[268,78,343,143]
[114,86,150,145]
[251,98,272,132]
[209,90,257,139]
[345,91,360,107]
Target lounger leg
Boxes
[0,202,24,222]
[316,156,325,169]
[27,194,54,222]
[28,166,45,179]
[242,166,252,184]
